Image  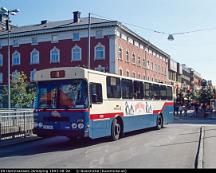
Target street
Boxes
[0,123,212,169]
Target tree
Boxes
[0,71,36,108]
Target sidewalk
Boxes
[173,110,216,124]
[0,135,41,148]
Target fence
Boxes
[0,109,34,141]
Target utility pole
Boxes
[88,13,91,69]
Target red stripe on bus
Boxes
[153,102,174,114]
[36,109,90,113]
[90,112,124,120]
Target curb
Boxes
[195,126,205,169]
[0,135,42,148]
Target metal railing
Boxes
[0,109,34,141]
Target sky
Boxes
[1,0,216,84]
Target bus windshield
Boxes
[36,79,88,109]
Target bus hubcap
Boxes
[115,123,121,137]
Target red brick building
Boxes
[0,11,169,85]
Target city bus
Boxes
[33,67,174,141]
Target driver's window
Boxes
[90,83,103,104]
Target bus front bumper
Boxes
[33,128,88,139]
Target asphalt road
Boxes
[0,124,202,168]
[203,126,216,168]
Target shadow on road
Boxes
[0,127,157,158]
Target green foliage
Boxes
[11,71,36,108]
[0,71,36,108]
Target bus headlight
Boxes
[38,122,43,128]
[71,123,77,129]
[78,123,84,129]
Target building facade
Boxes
[0,11,169,87]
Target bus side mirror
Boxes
[92,94,98,103]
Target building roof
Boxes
[0,15,170,58]
[0,17,114,36]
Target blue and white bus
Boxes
[33,67,174,141]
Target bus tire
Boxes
[156,114,163,130]
[111,118,122,141]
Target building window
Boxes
[118,47,123,60]
[50,47,60,63]
[12,70,20,80]
[119,68,123,76]
[96,30,103,39]
[142,58,146,68]
[132,72,136,78]
[30,49,39,64]
[132,53,136,64]
[12,51,21,66]
[126,50,129,63]
[72,46,81,61]
[51,35,58,43]
[73,32,80,41]
[0,73,2,83]
[31,37,38,45]
[137,56,141,67]
[126,70,129,77]
[13,39,19,47]
[138,73,141,79]
[0,54,3,66]
[95,43,105,60]
[30,69,37,82]
[95,65,105,72]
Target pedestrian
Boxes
[179,104,183,116]
[194,102,199,116]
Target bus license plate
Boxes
[43,125,53,130]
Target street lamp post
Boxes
[0,7,20,109]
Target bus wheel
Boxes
[111,118,121,141]
[156,114,163,130]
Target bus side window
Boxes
[166,86,173,100]
[90,83,103,104]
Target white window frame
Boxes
[72,45,82,61]
[30,69,37,82]
[73,32,80,41]
[119,68,123,76]
[126,50,130,63]
[50,47,60,63]
[126,70,130,77]
[13,39,19,47]
[30,49,40,64]
[31,36,38,45]
[118,47,123,60]
[51,35,58,43]
[137,56,141,67]
[0,54,3,66]
[95,65,105,72]
[12,51,21,66]
[94,43,105,60]
[12,70,20,81]
[132,52,136,64]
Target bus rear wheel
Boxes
[111,118,122,141]
[156,114,163,130]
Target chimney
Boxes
[73,11,81,23]
[41,20,48,25]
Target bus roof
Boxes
[34,67,172,87]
